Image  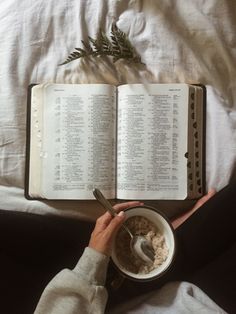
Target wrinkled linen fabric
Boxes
[0,0,236,219]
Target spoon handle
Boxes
[93,188,133,239]
[93,188,117,217]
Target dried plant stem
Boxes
[59,23,143,66]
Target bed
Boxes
[0,0,236,221]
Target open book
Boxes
[25,83,205,200]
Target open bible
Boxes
[25,83,205,200]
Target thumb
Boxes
[106,211,125,237]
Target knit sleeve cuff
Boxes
[73,247,110,286]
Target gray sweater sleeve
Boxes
[34,247,109,314]
[34,247,227,314]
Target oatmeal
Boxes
[115,216,169,274]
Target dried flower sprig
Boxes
[59,23,142,65]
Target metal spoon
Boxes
[93,188,155,264]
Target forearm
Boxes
[34,247,109,314]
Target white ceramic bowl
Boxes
[111,205,176,281]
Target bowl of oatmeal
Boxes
[111,205,176,281]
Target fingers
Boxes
[113,201,144,212]
[95,212,113,231]
[95,201,143,232]
[171,188,217,229]
[192,188,216,211]
[89,211,126,256]
[105,211,126,238]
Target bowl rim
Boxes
[111,205,177,282]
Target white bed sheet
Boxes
[0,0,236,221]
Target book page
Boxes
[116,84,189,200]
[28,85,44,198]
[39,84,116,199]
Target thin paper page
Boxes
[117,84,188,200]
[40,84,116,199]
[28,85,44,197]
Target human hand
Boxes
[89,201,144,256]
[171,189,216,229]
